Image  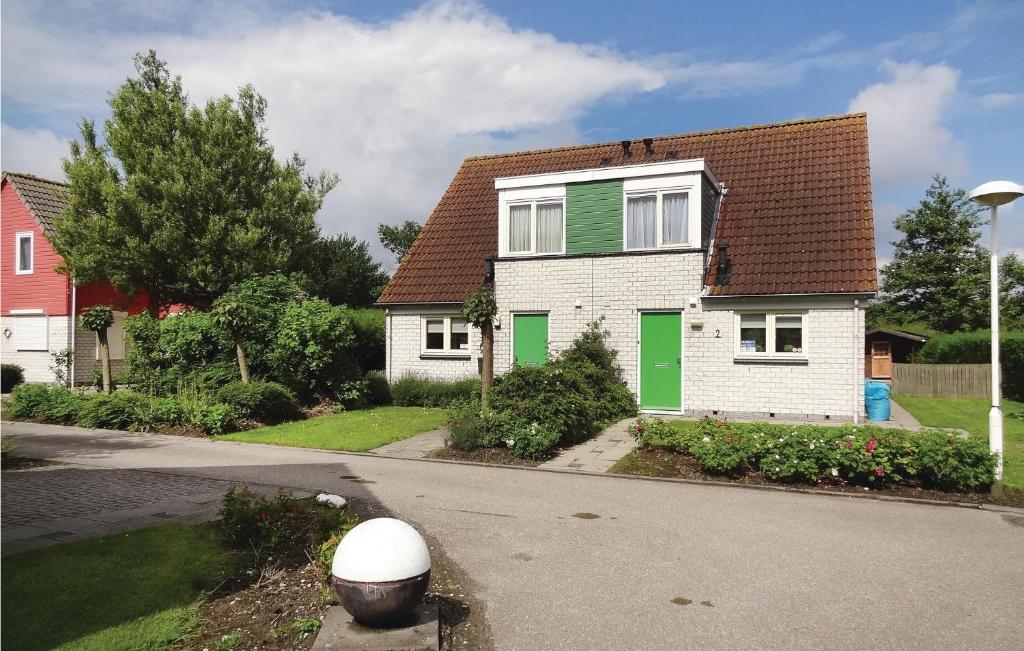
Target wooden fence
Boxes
[892,363,994,399]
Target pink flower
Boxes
[866,437,877,454]
[726,435,733,443]
[875,467,885,477]
[844,440,853,449]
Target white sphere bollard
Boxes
[331,518,431,626]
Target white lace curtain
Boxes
[536,202,563,253]
[627,195,656,248]
[509,205,531,252]
[662,193,688,245]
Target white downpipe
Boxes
[989,205,1003,481]
[385,309,393,385]
[853,299,860,424]
[69,282,77,388]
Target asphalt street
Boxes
[4,421,1023,650]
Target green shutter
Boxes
[513,314,548,366]
[639,312,682,411]
[565,180,623,254]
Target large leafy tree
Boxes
[303,235,389,307]
[377,220,422,266]
[874,175,1024,333]
[53,51,337,313]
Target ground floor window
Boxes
[736,311,806,358]
[422,315,470,355]
[13,314,48,351]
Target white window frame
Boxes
[421,315,471,357]
[15,231,34,274]
[734,311,808,360]
[504,198,565,256]
[622,186,696,251]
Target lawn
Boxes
[893,395,1024,492]
[1,523,229,651]
[219,406,447,451]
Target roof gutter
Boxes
[701,291,877,300]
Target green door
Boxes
[640,312,682,411]
[513,314,548,366]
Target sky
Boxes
[3,0,1023,268]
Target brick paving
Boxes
[371,428,446,459]
[0,464,288,554]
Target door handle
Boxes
[653,363,669,368]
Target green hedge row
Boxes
[917,330,1024,400]
[631,417,995,493]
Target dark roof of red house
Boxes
[2,171,70,237]
[379,113,877,304]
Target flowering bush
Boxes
[629,417,995,492]
[446,399,561,459]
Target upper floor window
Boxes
[507,200,564,255]
[15,232,33,274]
[736,311,806,359]
[625,190,689,250]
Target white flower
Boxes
[505,438,515,447]
[774,454,780,460]
[809,443,815,450]
[702,436,711,443]
[778,437,784,442]
[774,467,780,472]
[831,468,839,477]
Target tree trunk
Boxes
[147,293,161,318]
[97,329,112,394]
[481,321,493,410]
[234,335,251,384]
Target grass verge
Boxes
[1,523,229,651]
[893,395,1023,493]
[218,406,446,451]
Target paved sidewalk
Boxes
[888,400,922,431]
[539,418,635,472]
[371,428,446,458]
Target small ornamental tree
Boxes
[211,296,258,384]
[461,287,497,408]
[80,306,114,393]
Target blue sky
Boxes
[3,0,1022,265]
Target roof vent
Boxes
[483,256,495,288]
[715,241,731,285]
[621,140,632,162]
[642,138,654,161]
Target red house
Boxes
[1,171,153,385]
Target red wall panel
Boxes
[1,181,71,316]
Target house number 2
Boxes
[714,329,721,338]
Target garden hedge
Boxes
[917,330,1024,400]
[1,363,25,392]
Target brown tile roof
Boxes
[2,171,70,237]
[378,113,877,303]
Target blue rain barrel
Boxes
[864,380,891,422]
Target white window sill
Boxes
[734,355,808,365]
[15,270,34,275]
[420,351,472,360]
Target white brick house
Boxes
[379,115,877,422]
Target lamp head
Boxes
[969,180,1024,207]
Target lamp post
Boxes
[969,180,1024,494]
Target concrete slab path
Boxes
[370,428,446,459]
[4,420,1023,649]
[539,418,636,472]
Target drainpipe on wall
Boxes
[853,299,860,424]
[385,308,392,384]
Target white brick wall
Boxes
[1,315,71,384]
[493,252,867,421]
[385,307,480,383]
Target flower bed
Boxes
[627,418,996,493]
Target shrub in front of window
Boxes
[390,375,480,408]
[363,371,391,405]
[1,363,25,393]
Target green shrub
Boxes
[557,320,637,423]
[9,384,54,419]
[216,380,299,424]
[445,399,559,459]
[348,308,386,373]
[364,371,391,405]
[218,488,356,570]
[270,298,358,398]
[39,388,88,425]
[917,330,1024,400]
[183,361,241,393]
[391,375,480,407]
[123,311,233,394]
[491,363,602,445]
[631,417,996,493]
[2,363,25,392]
[77,392,157,431]
[178,382,235,434]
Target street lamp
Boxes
[969,180,1024,494]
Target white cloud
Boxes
[2,1,668,263]
[1,125,69,179]
[849,60,966,188]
